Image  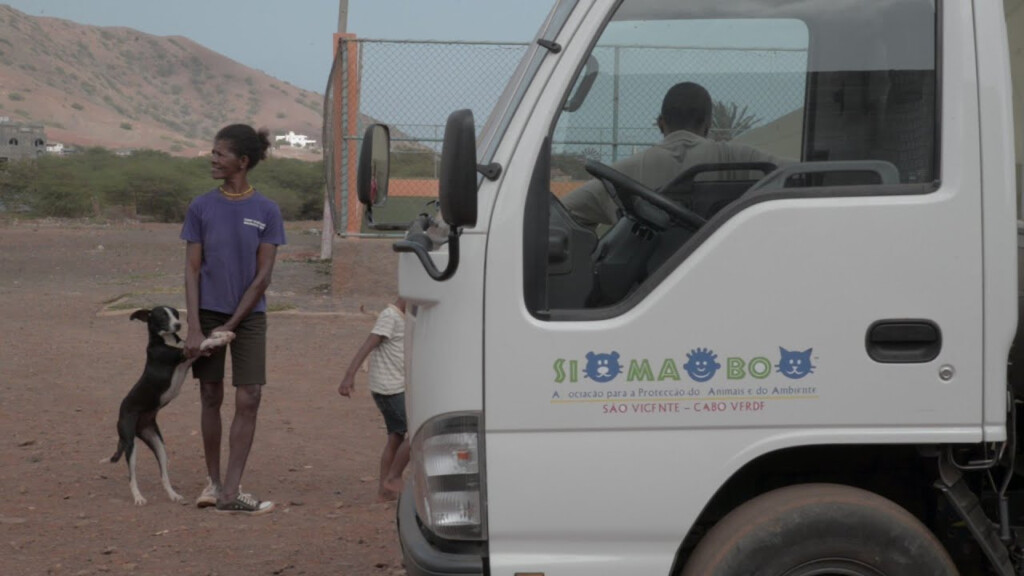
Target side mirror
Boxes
[357,124,390,207]
[438,109,478,228]
[393,109,480,281]
[356,124,408,231]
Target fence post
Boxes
[329,34,345,235]
[330,34,362,237]
[344,37,363,235]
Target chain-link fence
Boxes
[325,38,807,235]
[325,38,529,235]
[555,45,806,165]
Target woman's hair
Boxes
[215,124,271,170]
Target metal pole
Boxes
[337,0,348,33]
[612,46,621,163]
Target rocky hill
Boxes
[0,4,326,157]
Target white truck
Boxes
[348,0,1024,574]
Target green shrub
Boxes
[256,158,325,220]
[18,156,93,217]
[390,149,437,178]
[0,148,325,222]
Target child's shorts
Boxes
[371,391,407,436]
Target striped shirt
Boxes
[369,304,405,395]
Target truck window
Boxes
[532,0,938,315]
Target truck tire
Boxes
[680,483,958,576]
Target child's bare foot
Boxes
[377,487,399,502]
[382,476,404,496]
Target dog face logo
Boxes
[684,348,721,382]
[776,347,815,379]
[584,351,621,383]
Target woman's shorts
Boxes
[371,392,407,436]
[191,309,267,387]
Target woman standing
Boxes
[181,124,286,515]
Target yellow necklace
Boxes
[219,185,253,198]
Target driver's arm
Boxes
[561,179,619,230]
[561,150,652,229]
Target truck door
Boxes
[483,1,984,575]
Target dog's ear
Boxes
[129,309,150,323]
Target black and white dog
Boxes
[107,306,233,505]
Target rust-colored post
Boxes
[333,33,361,236]
[330,33,362,236]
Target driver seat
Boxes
[646,162,776,275]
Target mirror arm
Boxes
[393,219,461,282]
[477,162,502,181]
[536,39,562,53]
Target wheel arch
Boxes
[669,443,948,574]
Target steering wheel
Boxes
[584,160,706,231]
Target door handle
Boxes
[866,320,942,363]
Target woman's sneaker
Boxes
[215,492,275,516]
[195,478,219,508]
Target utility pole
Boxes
[321,0,350,259]
[338,0,348,34]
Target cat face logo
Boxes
[584,351,622,383]
[777,347,815,379]
[684,348,721,382]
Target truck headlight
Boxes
[410,412,486,541]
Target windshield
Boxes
[477,0,576,163]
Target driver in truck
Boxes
[561,81,789,229]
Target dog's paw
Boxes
[168,490,185,503]
[133,494,147,506]
[201,331,235,351]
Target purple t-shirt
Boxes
[180,189,287,315]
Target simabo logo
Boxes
[583,351,622,383]
[683,348,720,382]
[553,347,817,384]
[776,347,815,380]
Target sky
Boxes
[0,0,554,93]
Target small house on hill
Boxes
[275,131,317,149]
[0,119,46,163]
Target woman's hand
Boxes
[184,328,206,359]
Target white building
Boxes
[275,131,317,148]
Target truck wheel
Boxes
[680,483,958,576]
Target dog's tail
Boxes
[108,444,124,463]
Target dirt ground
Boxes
[0,219,409,576]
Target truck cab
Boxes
[350,1,1024,574]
